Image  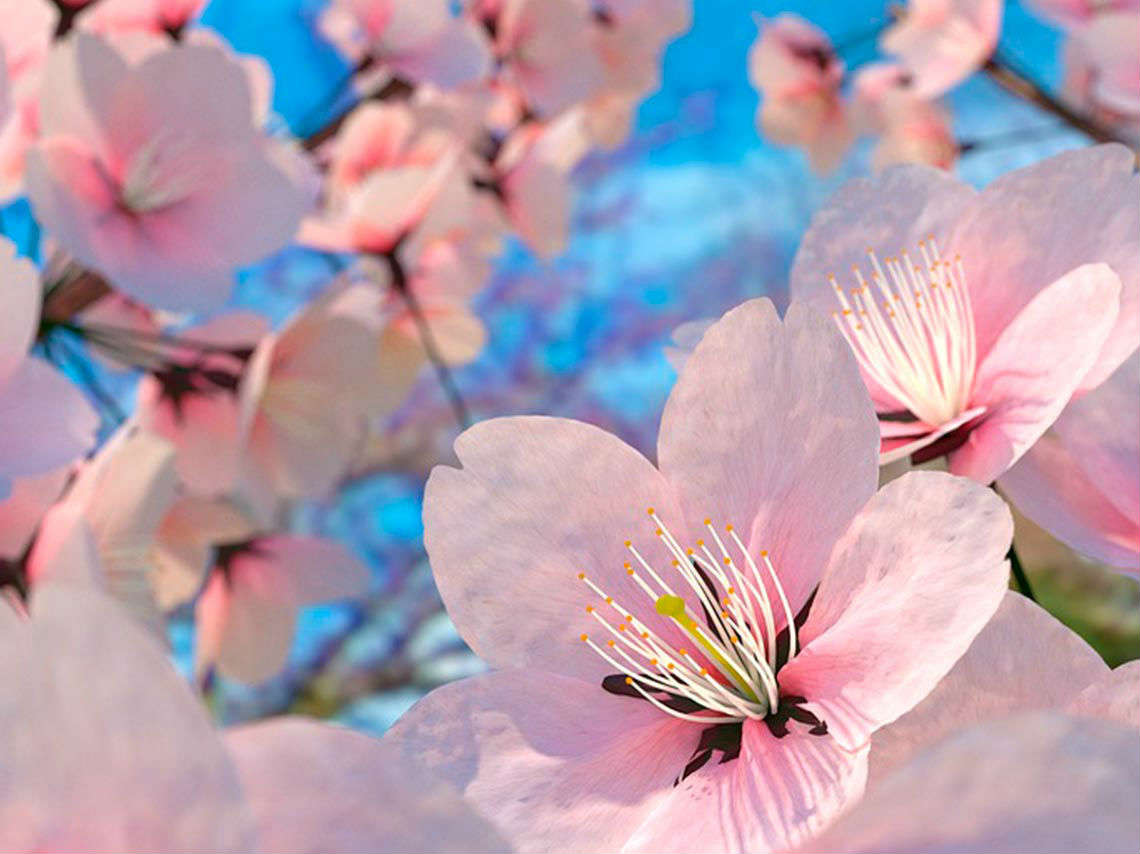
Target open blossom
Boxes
[1001,352,1139,571]
[0,239,97,498]
[320,0,492,91]
[789,145,1137,487]
[853,63,958,171]
[385,298,1013,853]
[491,0,606,116]
[0,583,508,852]
[880,0,1003,98]
[25,33,309,314]
[748,15,853,174]
[804,712,1140,854]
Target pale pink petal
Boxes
[868,591,1108,784]
[224,717,509,854]
[624,722,868,854]
[881,0,1002,98]
[236,535,370,606]
[658,299,880,624]
[385,669,698,853]
[803,713,1140,854]
[1068,661,1140,727]
[951,144,1139,389]
[878,405,986,464]
[950,263,1120,483]
[389,16,493,89]
[0,238,39,385]
[0,358,98,480]
[0,585,254,851]
[780,470,1013,750]
[0,467,68,559]
[424,416,689,681]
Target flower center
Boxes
[829,239,977,428]
[577,509,801,723]
[119,135,200,215]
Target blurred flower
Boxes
[1023,0,1140,30]
[387,298,1012,853]
[789,145,1137,486]
[25,33,309,313]
[853,63,958,170]
[881,0,1003,98]
[0,583,508,852]
[0,0,56,200]
[1063,11,1140,141]
[803,712,1140,854]
[0,239,97,498]
[75,0,208,36]
[748,15,853,174]
[1001,351,1139,572]
[320,0,493,91]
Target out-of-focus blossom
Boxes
[853,63,958,170]
[804,712,1140,854]
[0,239,97,498]
[0,0,56,200]
[194,534,371,683]
[870,591,1139,784]
[881,0,1003,98]
[0,584,509,852]
[748,15,853,174]
[386,298,1013,853]
[1001,351,1139,571]
[25,33,309,313]
[320,0,493,90]
[1063,11,1140,139]
[1023,0,1140,30]
[76,0,208,36]
[790,145,1138,486]
[492,0,605,116]
[27,426,179,636]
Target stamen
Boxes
[576,511,802,722]
[830,239,977,427]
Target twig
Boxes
[1007,542,1037,602]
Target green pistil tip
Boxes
[655,594,686,618]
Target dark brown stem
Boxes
[41,270,112,326]
[983,55,1125,146]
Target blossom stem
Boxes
[983,53,1128,148]
[1007,542,1037,602]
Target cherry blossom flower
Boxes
[492,0,606,117]
[25,33,309,313]
[0,583,508,852]
[748,15,853,174]
[1062,11,1140,138]
[320,0,493,91]
[853,63,958,170]
[0,0,56,200]
[1023,0,1140,30]
[75,0,208,36]
[880,0,1003,98]
[1001,351,1139,571]
[804,712,1140,854]
[194,533,370,683]
[789,144,1137,485]
[0,239,97,498]
[384,297,1013,853]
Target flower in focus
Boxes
[1001,352,1139,571]
[25,33,309,313]
[0,583,508,853]
[320,0,493,91]
[803,712,1140,854]
[385,298,1013,853]
[0,238,97,499]
[789,145,1137,487]
[880,0,1003,98]
[748,14,853,174]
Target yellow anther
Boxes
[618,624,627,632]
[696,539,704,547]
[641,632,649,639]
[585,606,594,614]
[671,559,679,567]
[655,528,663,536]
[703,518,711,525]
[725,524,734,532]
[723,557,731,565]
[577,572,585,580]
[760,550,769,557]
[686,548,694,555]
[650,658,658,666]
[623,540,632,547]
[605,596,613,604]
[727,587,736,595]
[667,663,675,670]
[580,633,588,642]
[647,507,655,515]
[700,668,709,676]
[678,648,688,656]
[625,676,634,685]
[626,568,635,576]
[607,639,615,647]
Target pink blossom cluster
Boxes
[749,0,1140,173]
[0,1,1136,852]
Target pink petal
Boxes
[780,470,1013,750]
[237,535,369,606]
[950,262,1120,484]
[868,591,1108,785]
[388,16,493,89]
[0,358,98,480]
[224,716,508,854]
[951,144,1139,389]
[878,405,986,465]
[624,721,868,854]
[385,669,698,853]
[0,466,68,559]
[880,0,1002,98]
[1068,661,1140,727]
[0,239,39,385]
[0,585,254,851]
[424,416,691,681]
[658,299,879,626]
[803,713,1140,854]
[194,567,296,684]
